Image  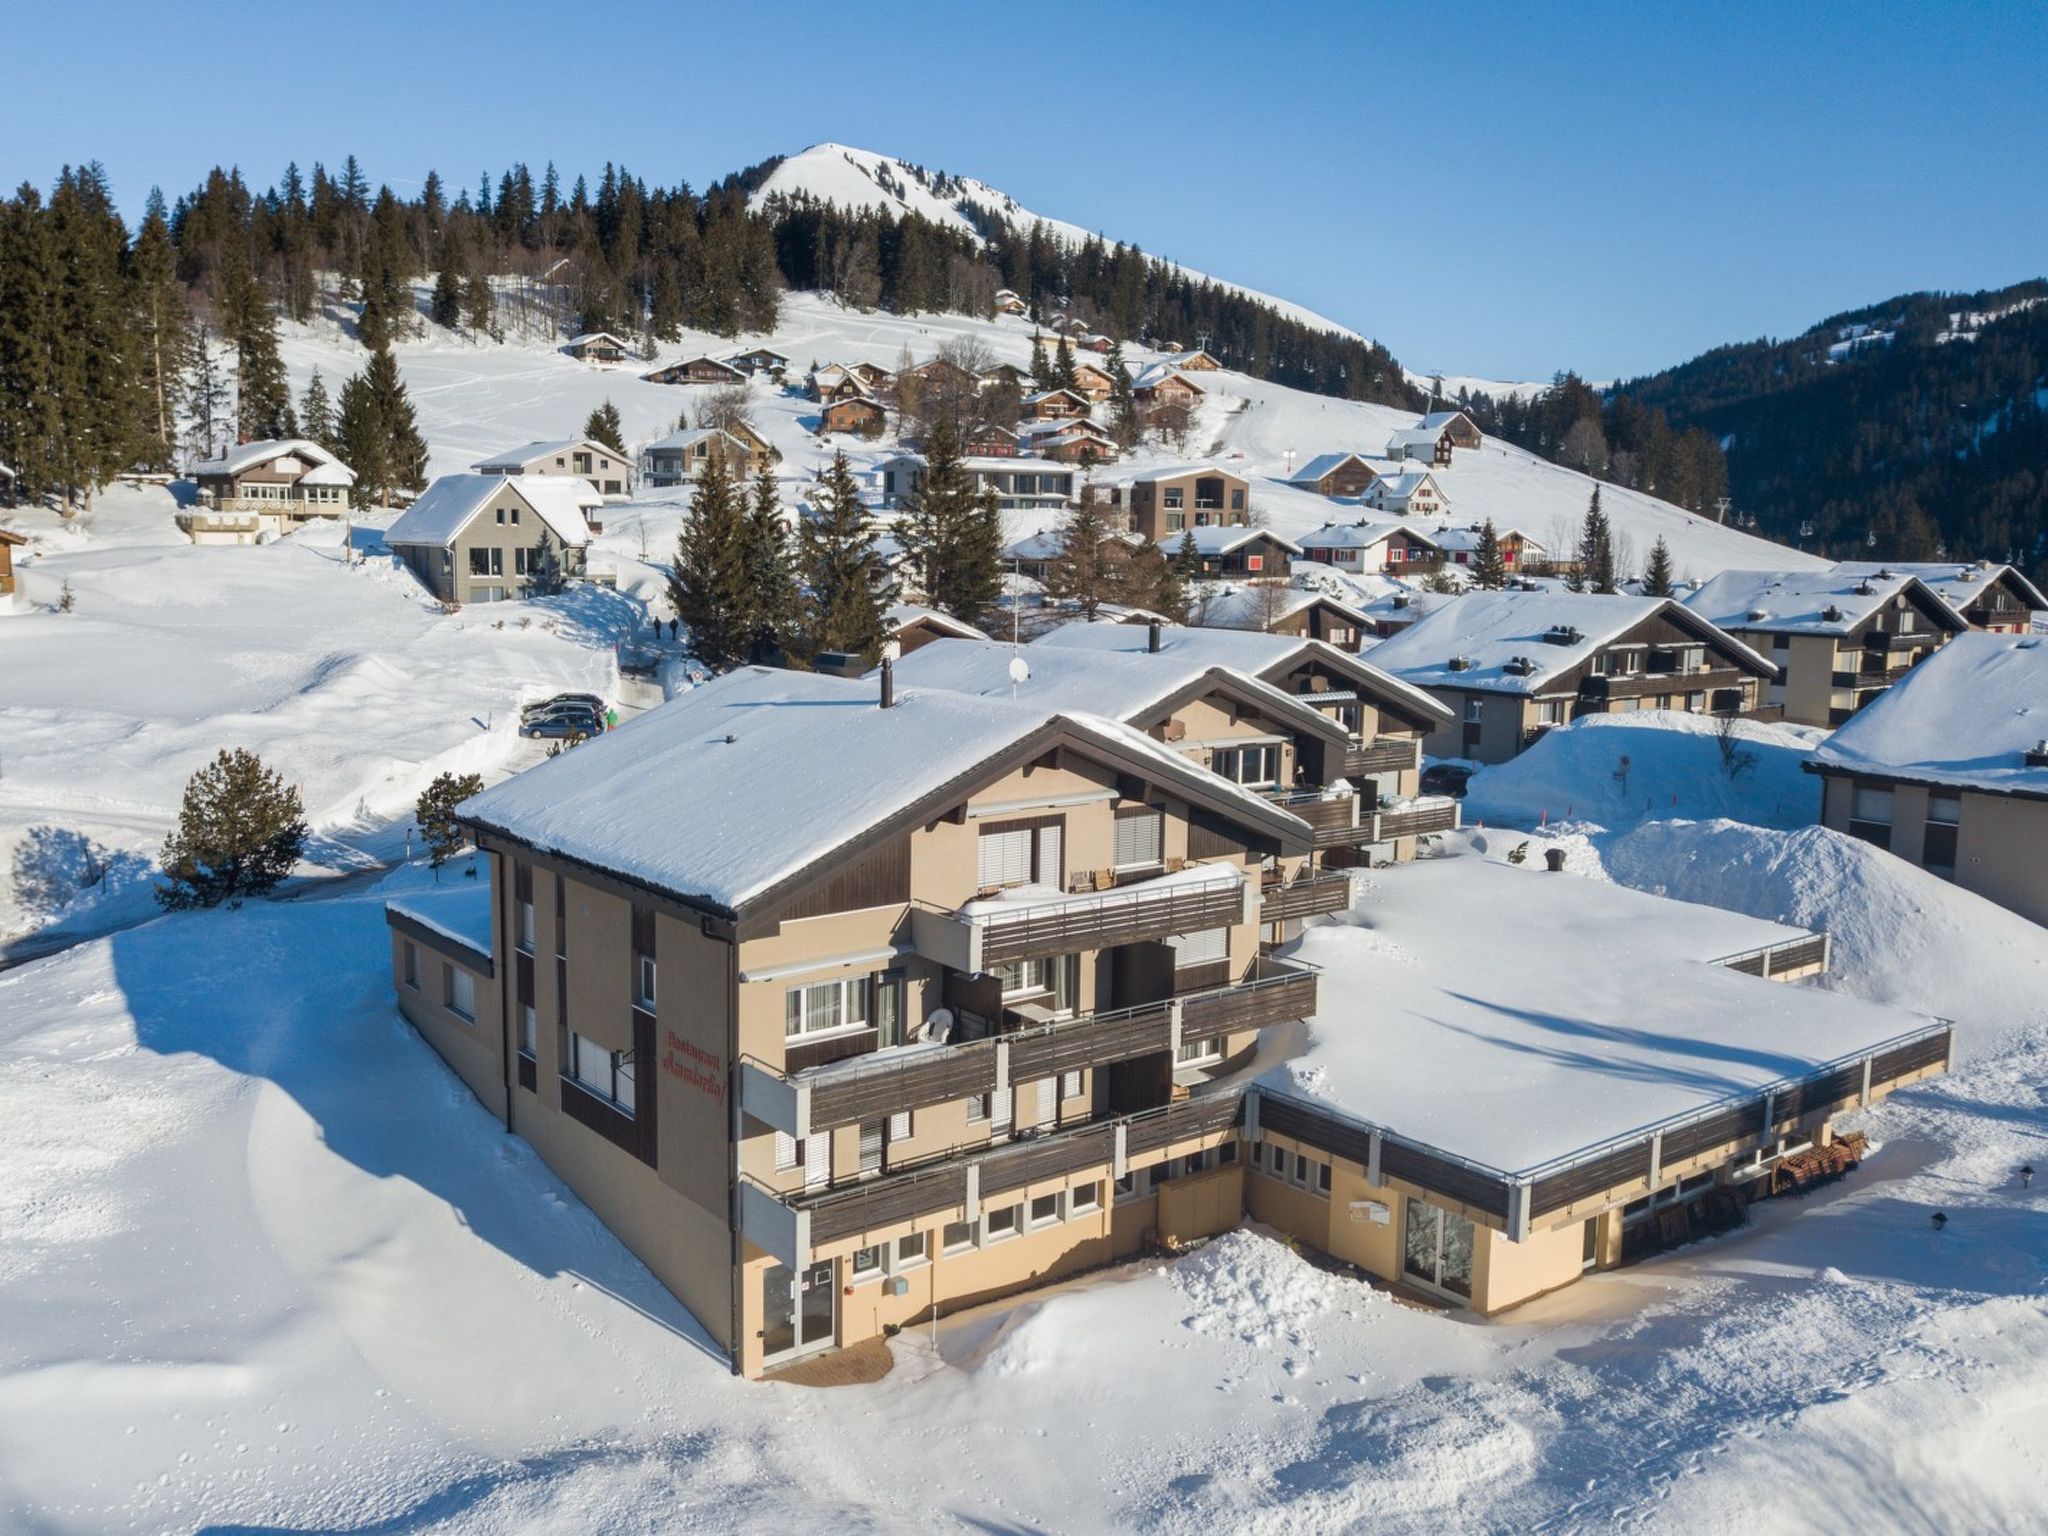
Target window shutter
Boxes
[990,1085,1012,1131]
[859,1120,883,1173]
[889,1110,912,1141]
[1168,927,1229,967]
[979,827,1032,888]
[774,1131,798,1170]
[1035,823,1062,887]
[1114,811,1163,870]
[1852,785,1893,823]
[803,1133,830,1190]
[1037,1077,1056,1124]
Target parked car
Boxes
[522,692,604,720]
[521,708,602,740]
[1420,762,1476,798]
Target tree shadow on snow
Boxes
[9,826,153,925]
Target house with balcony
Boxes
[1179,524,1300,580]
[1131,365,1205,412]
[1249,848,1950,1313]
[818,395,887,437]
[565,331,634,363]
[726,348,791,378]
[473,439,633,501]
[1685,568,1968,727]
[1194,585,1373,653]
[389,665,1322,1376]
[1830,561,2046,635]
[1807,632,2048,927]
[1387,409,1482,466]
[382,474,596,604]
[1021,387,1091,421]
[639,428,770,487]
[1016,418,1120,464]
[1430,522,1543,573]
[1102,465,1252,542]
[1366,591,1778,763]
[181,438,356,542]
[873,452,1077,513]
[1285,453,1380,500]
[645,354,747,387]
[1298,519,1441,575]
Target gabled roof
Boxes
[471,439,623,473]
[1021,388,1089,407]
[1131,363,1206,393]
[1386,427,1447,454]
[1297,519,1437,552]
[1183,524,1302,557]
[643,427,752,456]
[1831,561,2048,619]
[189,438,354,482]
[884,602,988,642]
[1810,632,2048,799]
[567,331,632,349]
[455,666,1313,922]
[1196,586,1373,633]
[1366,590,1776,694]
[1428,522,1539,554]
[726,347,790,363]
[383,474,597,550]
[1418,410,1478,433]
[1034,619,1454,729]
[1368,468,1444,502]
[650,354,745,380]
[1286,452,1377,488]
[1098,461,1247,488]
[1685,568,1967,637]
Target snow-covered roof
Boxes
[1003,528,1142,563]
[1022,388,1088,407]
[1262,848,1939,1174]
[1365,590,1775,694]
[454,666,1312,916]
[643,427,749,455]
[1034,620,1454,727]
[1427,522,1539,554]
[1297,519,1436,553]
[1368,468,1444,502]
[189,438,353,482]
[1131,363,1205,393]
[1097,461,1245,488]
[1831,561,2048,619]
[386,883,495,957]
[566,331,631,349]
[1195,586,1372,633]
[471,439,621,472]
[884,602,988,641]
[1183,524,1302,557]
[1811,632,2048,799]
[1685,568,1965,637]
[1285,453,1375,487]
[383,474,597,550]
[1385,427,1445,454]
[1418,410,1477,433]
[888,638,1349,745]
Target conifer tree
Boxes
[795,451,890,665]
[156,748,309,910]
[128,189,190,471]
[1576,486,1617,593]
[366,345,427,497]
[1472,518,1507,589]
[1166,529,1203,618]
[335,347,426,505]
[414,771,484,867]
[1642,535,1675,597]
[1049,483,1119,618]
[1106,337,1140,450]
[1053,334,1078,392]
[299,369,334,451]
[648,258,683,341]
[527,533,567,596]
[898,416,1003,624]
[667,452,751,667]
[219,240,290,440]
[739,466,798,662]
[182,325,232,463]
[429,225,464,329]
[463,258,494,341]
[1028,333,1050,391]
[582,399,625,455]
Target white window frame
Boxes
[1027,1192,1062,1229]
[636,952,657,1011]
[1113,808,1165,872]
[784,975,871,1040]
[445,964,475,1022]
[983,1204,1021,1243]
[850,1243,886,1282]
[1069,1180,1101,1214]
[1210,743,1280,788]
[519,1004,537,1056]
[403,941,419,989]
[516,899,535,953]
[1176,1036,1223,1066]
[942,1219,977,1254]
[895,1230,930,1268]
[1168,927,1228,970]
[568,1030,635,1114]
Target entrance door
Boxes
[761,1259,836,1363]
[1401,1198,1476,1300]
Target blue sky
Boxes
[6,1,2044,381]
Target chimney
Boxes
[1148,619,1163,653]
[880,657,896,709]
[1545,847,1567,873]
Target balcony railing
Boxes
[1579,667,1745,702]
[1713,932,1830,979]
[1373,796,1460,842]
[1864,629,1940,652]
[1263,789,1372,848]
[912,864,1247,972]
[1344,736,1422,778]
[1259,871,1354,923]
[739,955,1318,1137]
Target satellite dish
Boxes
[1008,655,1031,687]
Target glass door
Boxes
[761,1263,796,1359]
[1402,1199,1475,1300]
[762,1259,837,1363]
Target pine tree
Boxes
[463,260,494,341]
[219,240,289,440]
[795,451,890,665]
[156,748,309,910]
[528,533,567,596]
[897,415,1003,624]
[366,346,427,498]
[582,399,625,455]
[429,225,464,329]
[299,368,334,450]
[1106,337,1140,450]
[1642,535,1675,597]
[1166,529,1203,618]
[128,189,190,471]
[1472,518,1507,589]
[667,452,751,667]
[1028,333,1050,392]
[1048,483,1118,617]
[182,325,232,463]
[739,466,797,662]
[414,771,484,867]
[1053,334,1078,392]
[649,258,683,341]
[1576,486,1617,593]
[334,368,386,505]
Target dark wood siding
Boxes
[772,836,911,923]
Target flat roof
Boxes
[1259,847,1939,1175]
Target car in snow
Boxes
[1420,762,1477,798]
[521,692,605,721]
[520,707,603,740]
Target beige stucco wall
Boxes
[1820,771,2048,927]
[390,930,505,1119]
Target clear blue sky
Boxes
[6,1,2044,381]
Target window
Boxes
[1029,1193,1062,1228]
[1060,1069,1084,1101]
[1114,1170,1142,1203]
[851,1244,884,1280]
[1231,489,1245,511]
[896,1231,929,1267]
[784,975,871,1039]
[858,1120,884,1175]
[1923,792,1960,876]
[517,897,534,953]
[1169,927,1228,969]
[889,1108,913,1142]
[514,547,531,577]
[1245,555,1265,573]
[1848,784,1894,850]
[1176,1036,1223,1066]
[773,1130,800,1171]
[568,1031,635,1113]
[495,508,506,525]
[636,954,657,1011]
[444,964,475,1021]
[519,1004,537,1056]
[967,1093,988,1123]
[1317,1162,1333,1196]
[1210,744,1279,787]
[992,954,1076,1011]
[1465,697,1485,723]
[942,1220,976,1253]
[469,547,503,577]
[1403,1199,1475,1299]
[403,941,419,989]
[1165,511,1186,533]
[1070,1181,1101,1213]
[1113,809,1164,872]
[1163,487,1185,510]
[985,1205,1020,1241]
[978,820,1062,890]
[510,508,521,525]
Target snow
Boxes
[470,439,609,471]
[959,859,1240,921]
[384,473,599,550]
[188,436,353,481]
[1285,452,1373,487]
[1685,566,1955,635]
[387,879,496,955]
[1811,632,2048,796]
[1265,844,1936,1173]
[1832,559,2048,620]
[1297,517,1429,552]
[1183,522,1301,556]
[1193,585,1370,632]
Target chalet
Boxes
[1297,519,1441,574]
[1387,410,1481,467]
[726,348,791,378]
[646,355,747,387]
[1078,334,1115,355]
[640,428,771,487]
[1248,850,1949,1314]
[389,665,1321,1376]
[817,396,887,437]
[1159,348,1223,372]
[181,438,356,543]
[848,361,895,390]
[810,368,872,404]
[1367,591,1778,763]
[1431,523,1543,573]
[1017,419,1120,464]
[1179,524,1299,580]
[1195,586,1373,652]
[1363,468,1448,519]
[1285,453,1379,500]
[978,363,1030,392]
[993,288,1029,315]
[1832,561,2046,635]
[903,357,979,393]
[1131,366,1205,411]
[1002,527,1146,585]
[0,527,25,606]
[473,439,633,501]
[875,452,1077,513]
[1021,387,1091,421]
[1068,361,1119,402]
[1684,568,1968,727]
[565,331,634,364]
[382,474,597,605]
[1102,465,1252,542]
[962,423,1021,458]
[1808,632,2048,927]
[883,602,988,654]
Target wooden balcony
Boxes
[1259,871,1354,923]
[1579,667,1747,703]
[1371,796,1460,842]
[1343,736,1422,778]
[916,865,1247,971]
[1264,789,1372,848]
[741,956,1317,1137]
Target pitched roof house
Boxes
[1387,410,1481,466]
[1099,464,1251,542]
[1021,387,1091,421]
[1285,453,1380,499]
[0,526,26,604]
[645,355,748,387]
[817,395,887,437]
[182,438,357,543]
[1194,586,1374,653]
[1363,467,1448,518]
[565,331,634,363]
[383,474,597,604]
[1830,561,2046,634]
[473,439,633,501]
[640,428,771,487]
[1297,519,1441,574]
[726,348,791,377]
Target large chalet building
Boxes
[181,439,356,543]
[1101,465,1252,542]
[473,439,633,501]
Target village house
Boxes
[1068,361,1119,403]
[1363,467,1448,519]
[646,355,748,387]
[473,439,633,501]
[817,396,887,438]
[1177,524,1301,581]
[978,362,1030,393]
[1831,561,2046,634]
[807,364,861,401]
[883,602,989,655]
[382,474,596,605]
[847,361,895,390]
[1102,465,1252,542]
[725,348,791,379]
[1297,519,1441,575]
[639,428,772,487]
[1158,348,1223,372]
[1017,419,1121,464]
[1249,851,1950,1313]
[0,527,25,607]
[387,665,1322,1377]
[875,452,1077,513]
[961,423,1021,458]
[1131,367,1205,412]
[565,331,634,364]
[1387,410,1482,467]
[1367,590,1778,763]
[902,357,980,394]
[993,288,1028,316]
[1194,586,1373,653]
[1002,527,1146,585]
[1684,568,1969,727]
[1021,387,1091,421]
[180,438,357,544]
[1285,453,1379,500]
[1807,632,2048,927]
[1430,523,1543,572]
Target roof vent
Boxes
[1852,580,1876,596]
[1876,567,1894,579]
[1542,625,1583,646]
[1392,593,1411,609]
[1502,656,1536,676]
[1747,608,1770,622]
[2026,740,2048,769]
[1447,655,1473,672]
[1822,604,1845,623]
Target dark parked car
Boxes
[521,708,603,740]
[1420,762,1476,798]
[522,692,604,720]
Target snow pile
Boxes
[1463,710,1824,830]
[1167,1228,1361,1354]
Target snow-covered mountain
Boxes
[751,143,1367,340]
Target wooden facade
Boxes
[818,397,887,436]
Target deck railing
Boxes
[1259,871,1354,923]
